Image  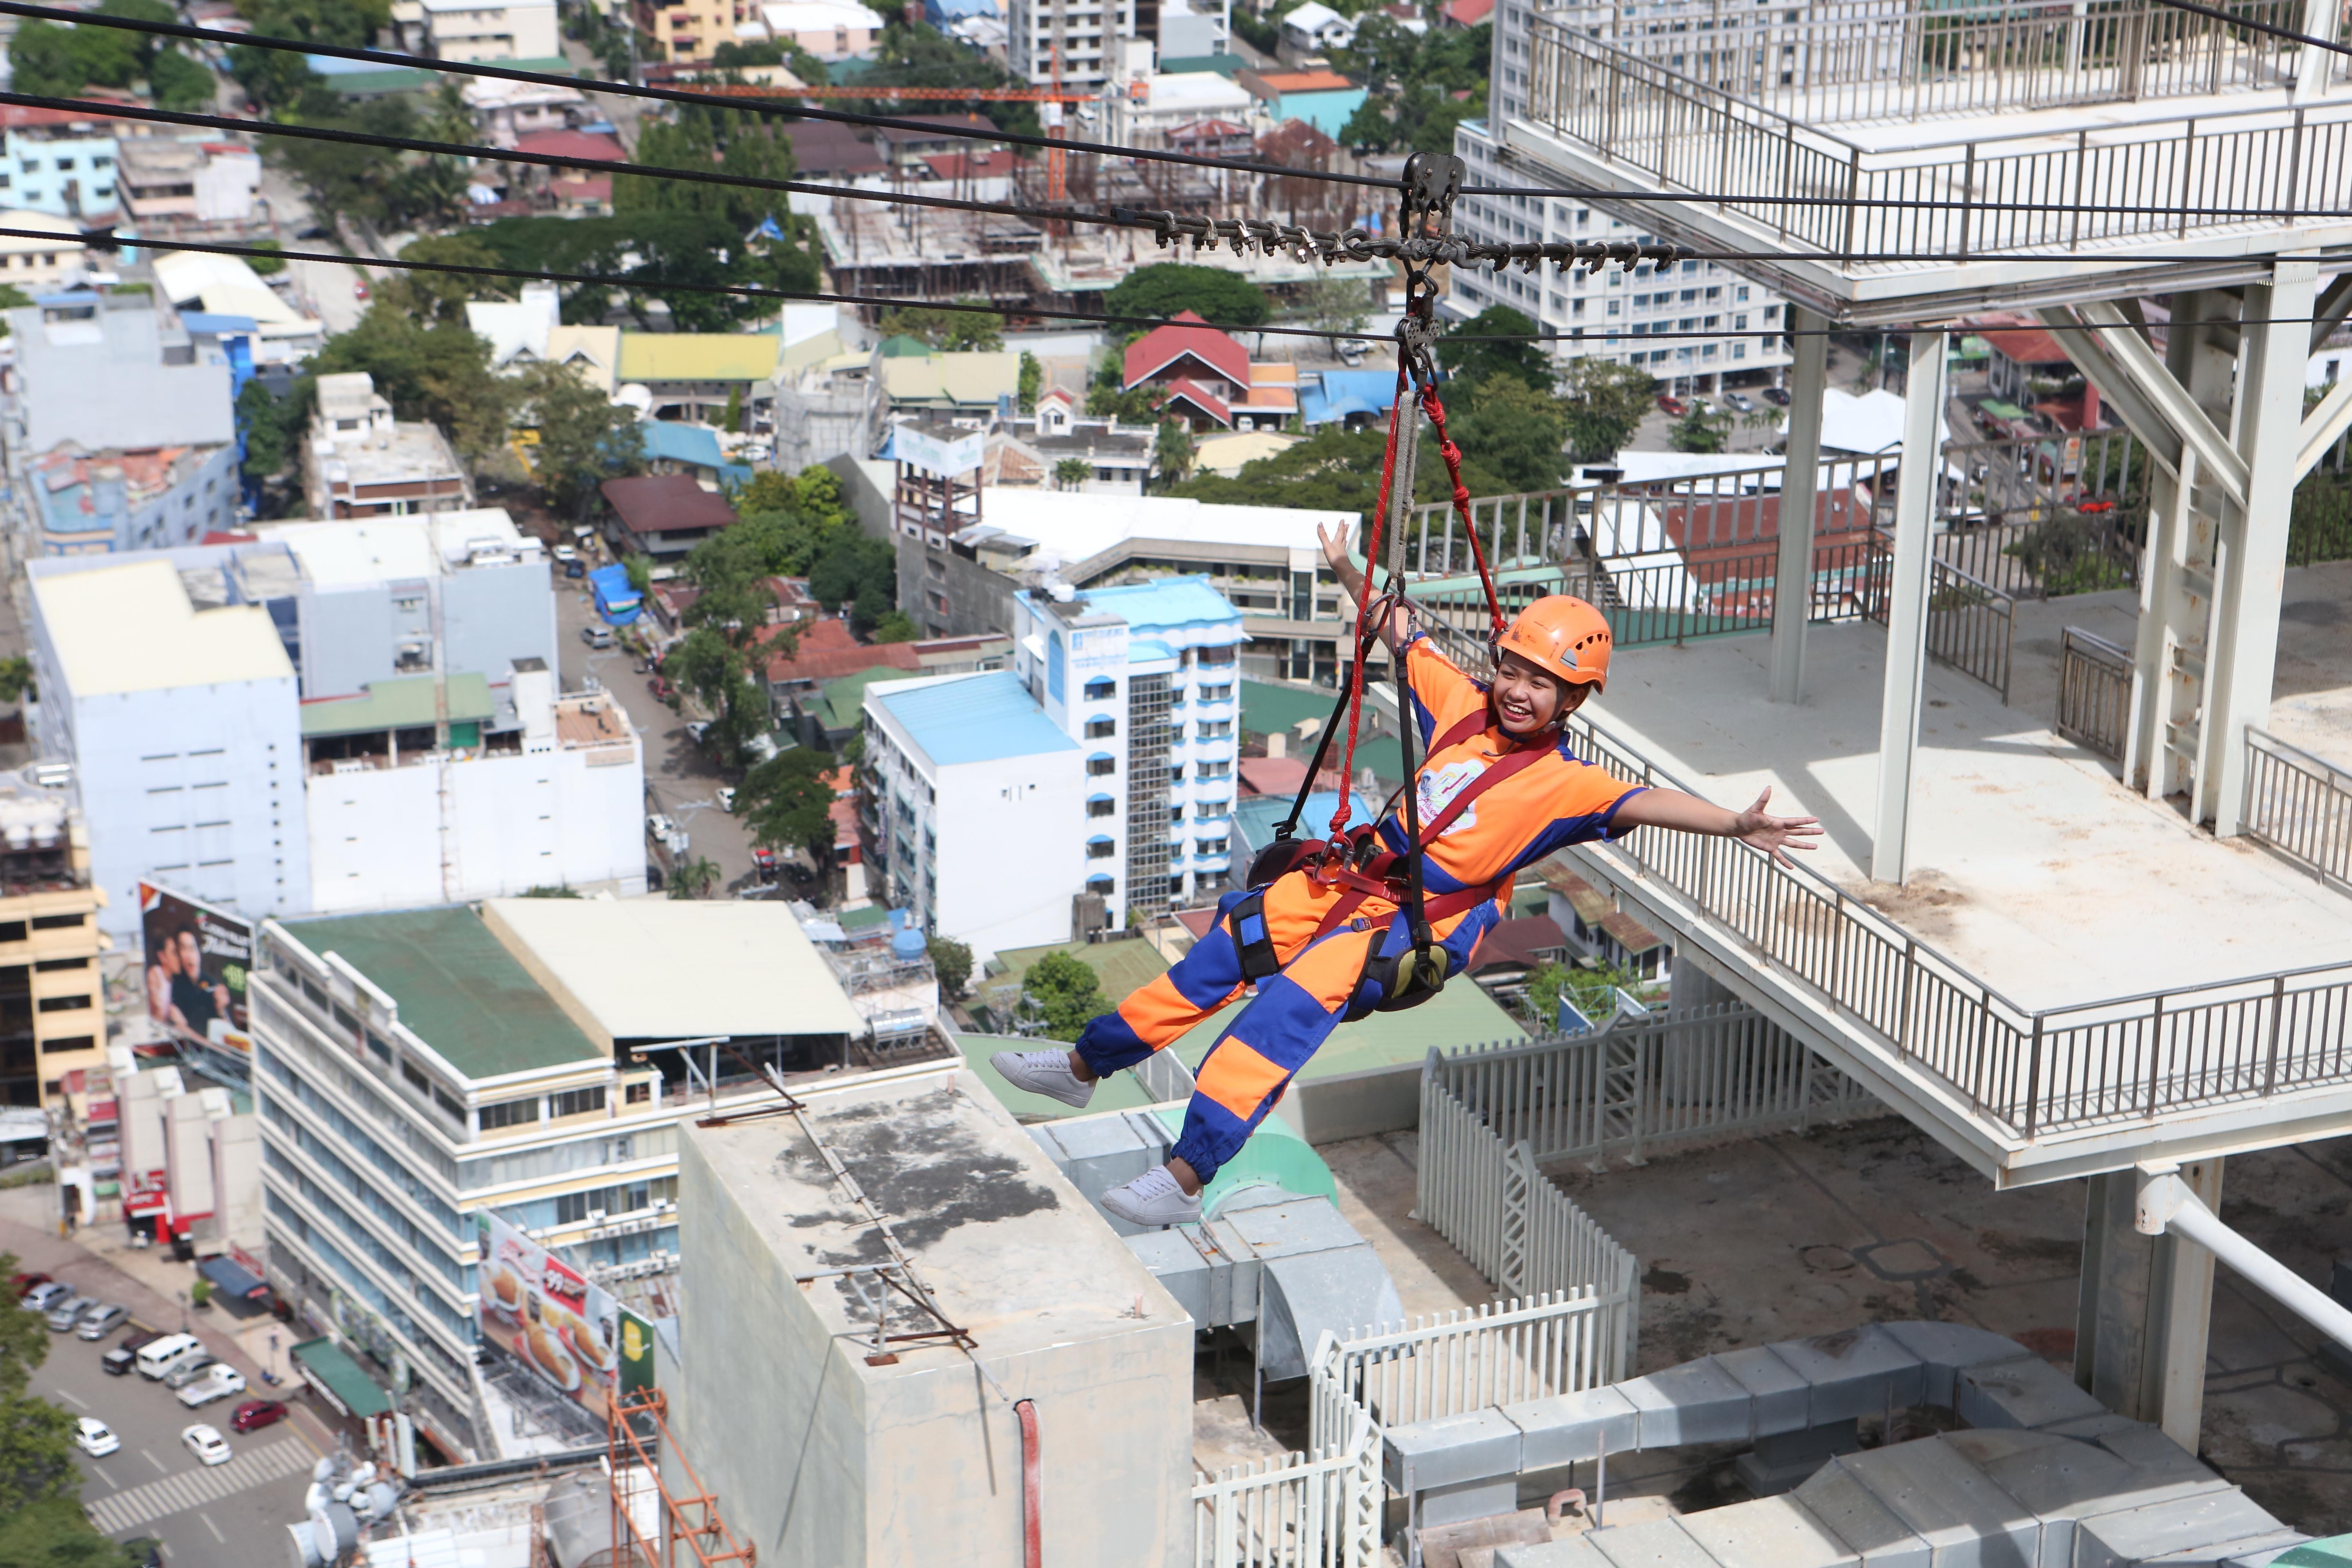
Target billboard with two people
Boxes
[138,882,254,1052]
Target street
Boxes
[1,1197,334,1567]
[550,575,766,897]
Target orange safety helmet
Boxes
[1494,595,1613,693]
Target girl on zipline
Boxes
[995,522,1823,1227]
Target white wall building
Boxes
[862,575,1246,959]
[253,899,863,1459]
[1006,0,1137,91]
[28,559,307,939]
[305,662,646,913]
[421,0,560,60]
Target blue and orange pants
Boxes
[1075,872,1487,1183]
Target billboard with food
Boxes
[475,1212,627,1417]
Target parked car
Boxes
[74,1417,120,1457]
[1337,339,1368,367]
[715,786,736,814]
[1725,392,1755,412]
[1656,395,1688,416]
[9,1272,48,1298]
[181,1424,232,1466]
[580,624,614,650]
[648,675,672,702]
[685,720,711,746]
[646,813,677,843]
[46,1293,96,1331]
[352,279,370,301]
[75,1303,127,1340]
[230,1398,289,1433]
[176,1363,248,1408]
[753,847,777,882]
[136,1332,205,1381]
[163,1352,220,1390]
[566,559,586,579]
[1762,386,1792,405]
[104,1328,163,1376]
[20,1281,68,1314]
[552,544,579,566]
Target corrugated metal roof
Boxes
[300,673,495,737]
[870,670,1080,767]
[616,332,781,383]
[639,420,724,468]
[1081,574,1244,633]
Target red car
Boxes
[1656,395,1688,417]
[352,280,370,301]
[229,1399,288,1433]
[8,1272,48,1298]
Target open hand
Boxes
[1317,520,1355,579]
[1732,787,1823,867]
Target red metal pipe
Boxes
[1015,1398,1042,1568]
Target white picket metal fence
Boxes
[1306,1291,1616,1453]
[1437,1002,1883,1170]
[1193,1404,1383,1568]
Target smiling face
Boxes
[1490,648,1591,737]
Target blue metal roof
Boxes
[1087,792,1116,803]
[1232,791,1374,857]
[1088,751,1115,762]
[640,420,725,469]
[1082,575,1243,633]
[180,313,258,334]
[1086,834,1114,845]
[1129,637,1177,665]
[873,670,1081,767]
[1302,370,1400,428]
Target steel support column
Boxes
[2204,258,2319,835]
[1871,330,1947,885]
[2076,1158,2223,1453]
[1770,306,1830,704]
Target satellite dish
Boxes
[617,383,654,413]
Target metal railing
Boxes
[1193,1405,1381,1568]
[1559,708,2352,1140]
[1417,1056,1642,1368]
[1307,1291,1617,1454]
[1553,0,2311,124]
[1524,16,2352,261]
[2245,728,2352,893]
[1922,553,2016,704]
[1434,1003,1883,1169]
[2057,625,2133,761]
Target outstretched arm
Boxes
[1612,785,1822,866]
[1319,521,1415,657]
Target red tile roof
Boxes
[1251,70,1356,94]
[1156,377,1236,428]
[600,474,737,533]
[1123,311,1252,392]
[517,129,627,162]
[1960,312,2071,369]
[922,149,1018,180]
[1236,755,1341,797]
[1464,915,1568,974]
[1442,0,1494,24]
[762,616,922,686]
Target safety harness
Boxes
[1225,150,1532,1020]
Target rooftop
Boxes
[1065,575,1244,634]
[481,898,863,1046]
[314,422,466,490]
[868,669,1082,768]
[299,673,497,738]
[614,332,780,384]
[964,488,1350,574]
[1123,311,1250,392]
[257,509,539,587]
[600,474,738,534]
[278,906,604,1082]
[31,558,292,698]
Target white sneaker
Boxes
[1100,1166,1202,1228]
[991,1048,1096,1109]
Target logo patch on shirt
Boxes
[1417,758,1488,837]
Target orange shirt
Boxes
[1377,635,1646,897]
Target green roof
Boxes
[958,1031,1160,1120]
[878,334,933,357]
[1242,678,1336,738]
[290,1336,391,1419]
[301,673,496,738]
[1159,53,1243,75]
[278,907,603,1081]
[836,904,893,932]
[821,666,906,731]
[321,55,577,94]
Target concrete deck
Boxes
[1580,561,2352,1013]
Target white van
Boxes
[136,1332,205,1381]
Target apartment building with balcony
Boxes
[1006,0,1136,91]
[0,106,121,219]
[253,898,862,1459]
[0,789,107,1110]
[421,0,560,60]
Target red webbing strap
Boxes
[1418,383,1506,637]
[1330,367,1412,837]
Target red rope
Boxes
[1419,383,1506,637]
[1330,369,1410,839]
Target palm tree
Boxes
[666,856,720,899]
[1053,458,1092,491]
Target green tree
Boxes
[927,934,973,998]
[307,303,515,462]
[148,46,218,111]
[0,1498,144,1567]
[266,86,421,225]
[8,18,140,96]
[0,1251,76,1520]
[1557,357,1659,463]
[1442,374,1574,497]
[1294,273,1370,338]
[667,855,720,899]
[1442,306,1551,392]
[1053,457,1091,491]
[1085,334,1163,422]
[1153,419,1194,488]
[0,658,32,706]
[808,532,896,635]
[739,746,838,869]
[242,238,287,277]
[385,234,513,325]
[869,610,919,643]
[519,362,645,520]
[1668,403,1730,454]
[236,374,312,481]
[734,464,853,535]
[880,300,1005,351]
[1020,952,1113,1041]
[230,0,389,109]
[1333,17,1490,154]
[625,554,654,592]
[1018,351,1044,413]
[669,626,769,760]
[0,285,31,340]
[849,22,1039,136]
[712,38,784,66]
[1105,264,1271,330]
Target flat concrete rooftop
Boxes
[1580,561,2352,1014]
